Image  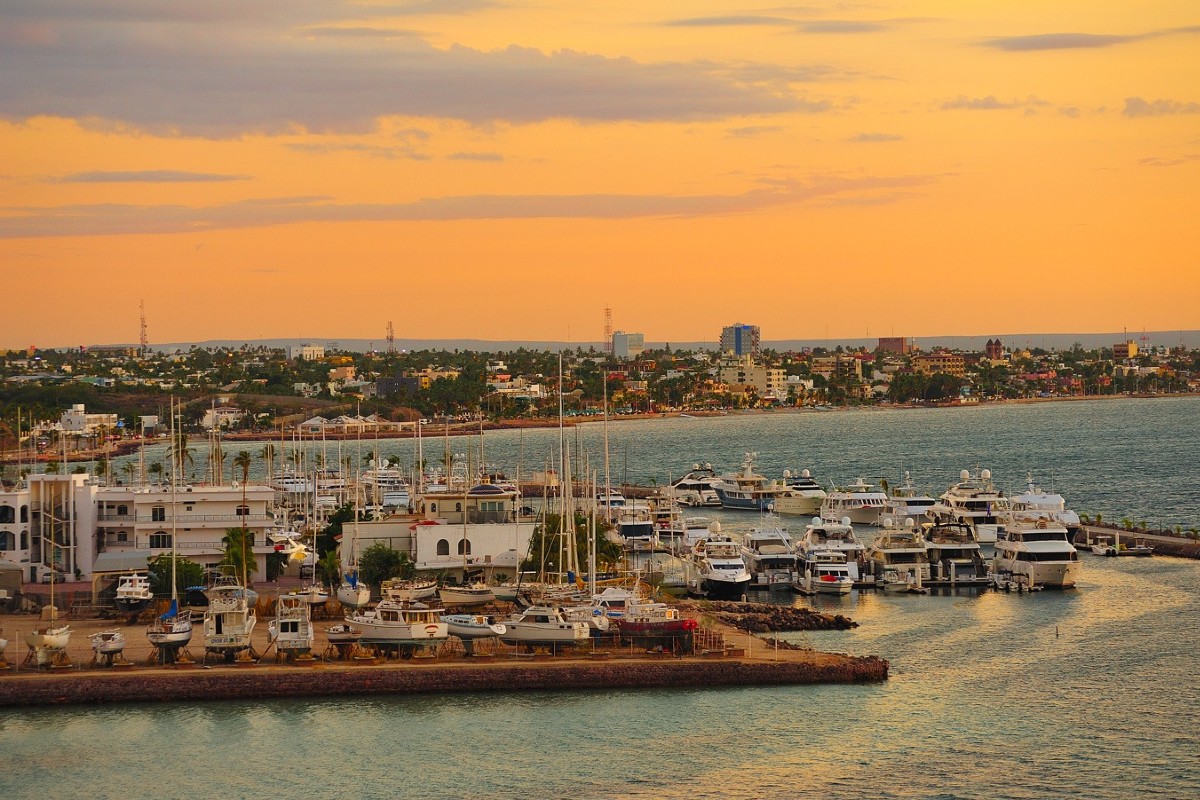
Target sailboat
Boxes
[26,477,71,664]
[336,480,371,609]
[147,400,193,652]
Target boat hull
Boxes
[699,577,750,600]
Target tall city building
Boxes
[612,331,644,360]
[720,323,760,357]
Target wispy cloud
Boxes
[848,132,902,142]
[0,173,943,238]
[981,25,1200,51]
[447,151,504,161]
[727,125,784,138]
[940,95,1047,111]
[0,2,820,136]
[58,170,249,183]
[1123,97,1200,117]
[1138,154,1200,167]
[285,142,431,160]
[664,16,792,27]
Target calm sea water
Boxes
[6,397,1198,799]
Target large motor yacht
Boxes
[771,468,828,517]
[688,536,752,599]
[714,453,789,511]
[795,516,865,581]
[821,477,888,526]
[865,518,930,582]
[993,518,1080,588]
[922,520,988,585]
[880,471,937,527]
[928,468,1011,544]
[669,463,722,507]
[1006,473,1082,541]
[741,520,798,591]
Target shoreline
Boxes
[4,391,1187,466]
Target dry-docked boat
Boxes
[113,573,153,613]
[439,582,496,607]
[268,594,314,655]
[348,600,449,648]
[499,605,589,646]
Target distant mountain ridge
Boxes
[105,330,1200,354]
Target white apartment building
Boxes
[717,355,787,398]
[290,343,326,361]
[0,475,276,583]
[59,404,119,435]
[612,331,645,360]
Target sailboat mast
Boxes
[170,398,178,602]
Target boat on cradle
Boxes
[202,577,257,658]
[113,573,153,613]
[795,517,866,581]
[821,477,888,526]
[336,576,371,609]
[203,574,259,609]
[669,464,722,507]
[1006,473,1082,540]
[439,582,496,607]
[147,601,194,649]
[771,469,828,517]
[288,583,331,606]
[796,551,854,595]
[866,518,931,583]
[688,535,752,600]
[741,518,798,591]
[993,517,1080,589]
[713,453,789,511]
[90,630,126,657]
[182,585,210,623]
[441,613,506,640]
[325,623,362,645]
[880,472,937,527]
[382,577,438,602]
[348,600,449,652]
[268,594,314,656]
[922,520,989,585]
[595,587,698,647]
[928,468,1010,544]
[25,624,72,664]
[498,605,590,647]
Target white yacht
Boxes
[360,466,411,509]
[881,472,937,527]
[714,453,789,511]
[865,519,930,582]
[922,520,988,584]
[928,469,1010,544]
[1006,473,1082,540]
[90,630,126,658]
[993,518,1080,588]
[740,519,798,591]
[499,605,590,646]
[669,464,722,507]
[271,470,313,495]
[441,613,506,640]
[202,577,257,659]
[771,469,828,517]
[349,600,449,648]
[795,517,865,580]
[381,577,438,602]
[113,573,154,613]
[439,582,496,607]
[688,535,752,599]
[268,594,314,656]
[798,551,854,595]
[821,477,888,526]
[595,488,628,512]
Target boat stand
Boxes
[23,646,71,669]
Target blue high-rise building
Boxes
[720,323,760,357]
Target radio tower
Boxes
[603,306,613,353]
[139,299,148,356]
[386,321,395,354]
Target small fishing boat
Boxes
[381,578,438,602]
[325,622,363,645]
[439,583,496,607]
[268,594,314,656]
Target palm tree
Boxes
[148,461,164,483]
[233,450,253,583]
[121,461,136,485]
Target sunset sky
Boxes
[2,1,1197,349]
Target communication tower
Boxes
[386,321,395,354]
[139,299,148,355]
[603,306,613,353]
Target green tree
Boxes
[147,553,205,597]
[358,541,415,587]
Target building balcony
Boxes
[96,513,272,524]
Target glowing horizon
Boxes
[2,2,1197,349]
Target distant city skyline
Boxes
[2,2,1197,347]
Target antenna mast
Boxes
[603,306,613,353]
[139,299,148,356]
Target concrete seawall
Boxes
[0,655,888,708]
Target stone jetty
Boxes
[679,600,858,633]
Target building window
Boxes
[457,539,472,556]
[0,506,13,524]
[117,533,128,543]
[0,532,12,550]
[149,532,172,549]
[236,505,250,517]
[455,503,462,513]
[20,532,28,550]
[436,539,450,556]
[430,503,437,514]
[116,505,128,516]
[21,505,28,523]
[151,506,166,522]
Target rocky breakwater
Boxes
[680,600,858,633]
